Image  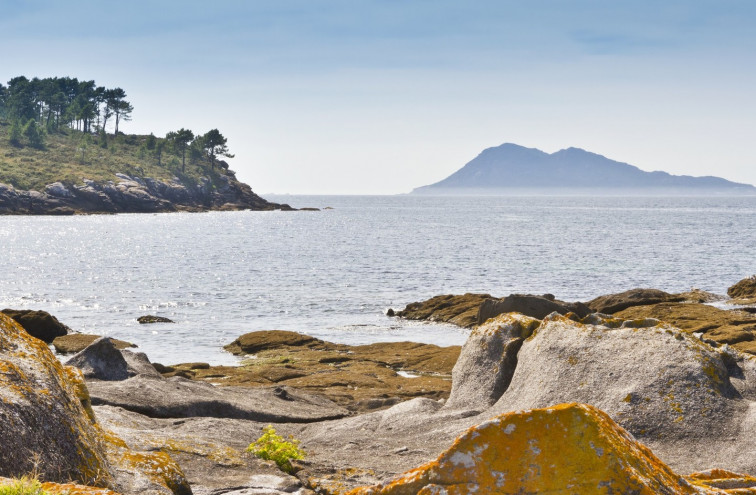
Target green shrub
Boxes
[246,425,305,474]
[0,476,48,495]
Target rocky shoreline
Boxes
[0,172,293,214]
[2,277,756,494]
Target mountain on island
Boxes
[412,143,755,194]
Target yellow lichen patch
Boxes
[0,314,111,486]
[686,469,756,493]
[347,403,725,495]
[143,437,246,467]
[119,451,190,495]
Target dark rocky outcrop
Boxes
[0,173,294,215]
[53,333,136,354]
[728,276,756,300]
[1,308,70,343]
[66,337,136,381]
[477,293,591,324]
[586,288,686,314]
[137,315,175,324]
[392,293,491,328]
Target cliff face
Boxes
[0,172,291,214]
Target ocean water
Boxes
[1,194,754,365]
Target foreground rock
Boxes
[0,173,293,215]
[0,313,108,483]
[1,308,70,342]
[0,314,190,495]
[164,330,459,412]
[348,403,756,494]
[293,313,756,491]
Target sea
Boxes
[1,194,754,365]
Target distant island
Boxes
[0,75,290,214]
[412,143,756,194]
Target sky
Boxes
[2,1,755,194]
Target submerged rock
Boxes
[347,403,756,494]
[137,315,175,324]
[1,308,70,343]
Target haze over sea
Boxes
[1,194,754,365]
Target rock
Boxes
[445,313,540,409]
[185,331,460,412]
[66,337,135,381]
[347,403,754,494]
[0,304,187,495]
[728,276,756,300]
[224,330,322,355]
[1,308,70,343]
[615,302,756,355]
[93,406,314,495]
[586,288,686,314]
[0,313,110,484]
[137,315,175,324]
[476,293,590,324]
[87,376,349,422]
[295,313,756,492]
[395,293,492,328]
[45,181,73,198]
[53,333,136,354]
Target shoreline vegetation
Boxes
[0,76,291,214]
[2,277,756,493]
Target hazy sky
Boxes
[2,1,755,194]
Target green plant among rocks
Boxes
[247,425,305,474]
[0,476,49,495]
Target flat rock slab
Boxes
[87,375,349,422]
[174,330,459,413]
[93,405,314,495]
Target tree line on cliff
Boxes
[0,75,232,171]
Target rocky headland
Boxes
[2,277,756,494]
[0,172,292,215]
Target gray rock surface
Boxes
[66,337,135,380]
[88,375,349,423]
[93,405,314,495]
[293,313,756,491]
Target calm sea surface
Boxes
[1,194,754,365]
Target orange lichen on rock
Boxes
[348,403,756,495]
[0,313,111,485]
